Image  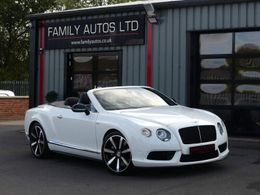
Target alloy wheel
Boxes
[103,134,132,174]
[29,124,47,158]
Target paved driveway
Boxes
[0,122,259,195]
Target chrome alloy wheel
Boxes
[29,123,48,158]
[103,134,132,174]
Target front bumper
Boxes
[130,130,229,167]
[130,121,229,167]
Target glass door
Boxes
[194,31,260,137]
[73,53,94,94]
[67,51,121,97]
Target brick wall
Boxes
[0,96,29,120]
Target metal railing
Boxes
[0,81,29,96]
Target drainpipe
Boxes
[39,21,45,104]
[144,3,158,87]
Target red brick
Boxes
[0,97,29,120]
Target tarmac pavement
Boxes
[0,121,259,195]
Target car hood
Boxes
[116,105,218,128]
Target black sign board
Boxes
[44,15,145,49]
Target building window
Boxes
[199,31,260,107]
[67,51,121,97]
[200,58,231,80]
[200,33,232,55]
[235,32,260,54]
[199,83,232,105]
[234,58,260,80]
[198,31,260,136]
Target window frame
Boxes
[198,31,260,109]
[66,51,122,97]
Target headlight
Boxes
[142,128,152,137]
[217,122,224,135]
[221,120,226,130]
[156,128,171,142]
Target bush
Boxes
[45,91,58,103]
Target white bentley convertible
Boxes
[24,86,229,174]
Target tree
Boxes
[55,0,88,10]
[0,0,57,80]
[90,0,136,7]
[56,0,137,10]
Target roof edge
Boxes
[27,0,254,21]
[27,4,145,20]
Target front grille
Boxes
[147,151,175,160]
[218,142,227,153]
[179,125,216,144]
[180,150,219,162]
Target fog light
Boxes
[142,128,152,137]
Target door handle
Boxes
[57,115,63,119]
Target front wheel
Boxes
[102,132,133,175]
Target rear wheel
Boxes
[102,132,132,175]
[29,122,50,158]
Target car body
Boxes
[24,86,229,174]
[0,90,15,97]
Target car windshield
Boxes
[94,87,176,110]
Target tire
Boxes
[29,122,50,158]
[102,131,133,175]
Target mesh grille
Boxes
[218,142,227,153]
[179,125,216,144]
[180,150,219,162]
[147,151,175,160]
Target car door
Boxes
[52,107,98,153]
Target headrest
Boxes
[64,97,79,107]
[79,93,90,105]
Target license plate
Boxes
[190,144,215,154]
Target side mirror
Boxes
[72,103,90,115]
